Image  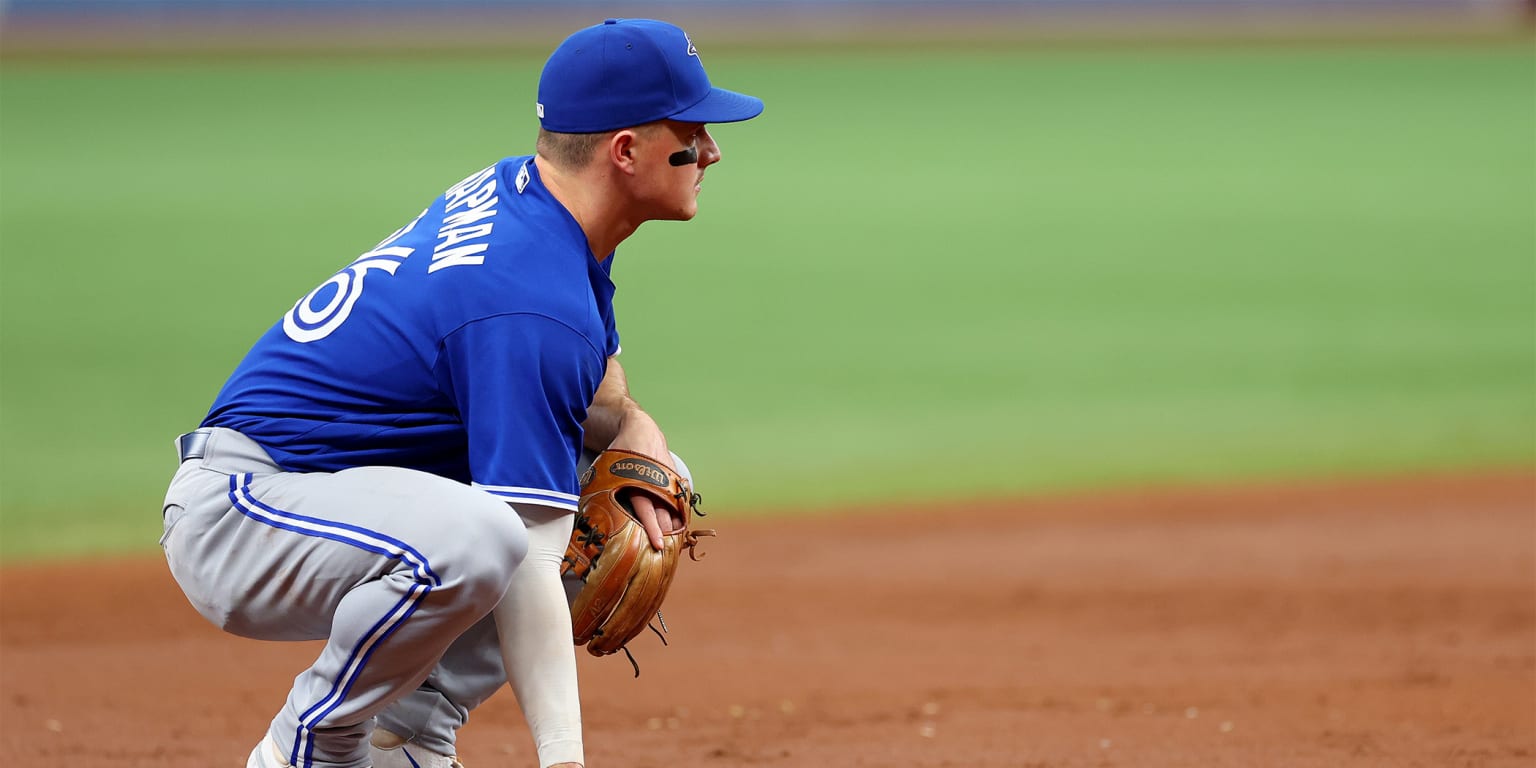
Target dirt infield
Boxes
[2,471,1532,767]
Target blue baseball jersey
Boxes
[203,157,618,511]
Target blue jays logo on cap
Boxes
[537,18,764,133]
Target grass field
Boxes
[1,41,1532,560]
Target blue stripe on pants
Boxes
[227,473,438,768]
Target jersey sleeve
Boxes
[598,255,620,357]
[604,313,621,358]
[437,313,605,511]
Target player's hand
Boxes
[609,409,676,551]
[626,493,686,552]
[610,407,669,464]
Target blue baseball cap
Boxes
[537,18,764,133]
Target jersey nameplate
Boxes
[430,166,499,274]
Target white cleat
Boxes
[246,734,291,768]
[370,728,466,768]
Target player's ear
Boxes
[608,129,640,176]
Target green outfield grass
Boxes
[2,41,1533,560]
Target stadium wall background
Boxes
[1,0,1529,55]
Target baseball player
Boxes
[159,19,761,768]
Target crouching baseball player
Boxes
[159,19,760,768]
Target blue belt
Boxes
[177,429,213,462]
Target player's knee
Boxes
[439,502,527,608]
[669,450,694,486]
[479,509,529,584]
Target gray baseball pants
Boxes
[161,428,528,768]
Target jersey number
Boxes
[282,212,424,343]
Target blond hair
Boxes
[537,123,670,171]
[536,129,609,171]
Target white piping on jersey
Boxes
[473,483,579,511]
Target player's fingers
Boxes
[631,494,665,551]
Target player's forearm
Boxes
[496,504,584,768]
[582,356,656,453]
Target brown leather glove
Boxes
[561,449,714,670]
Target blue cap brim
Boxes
[668,87,764,125]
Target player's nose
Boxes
[698,128,721,167]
